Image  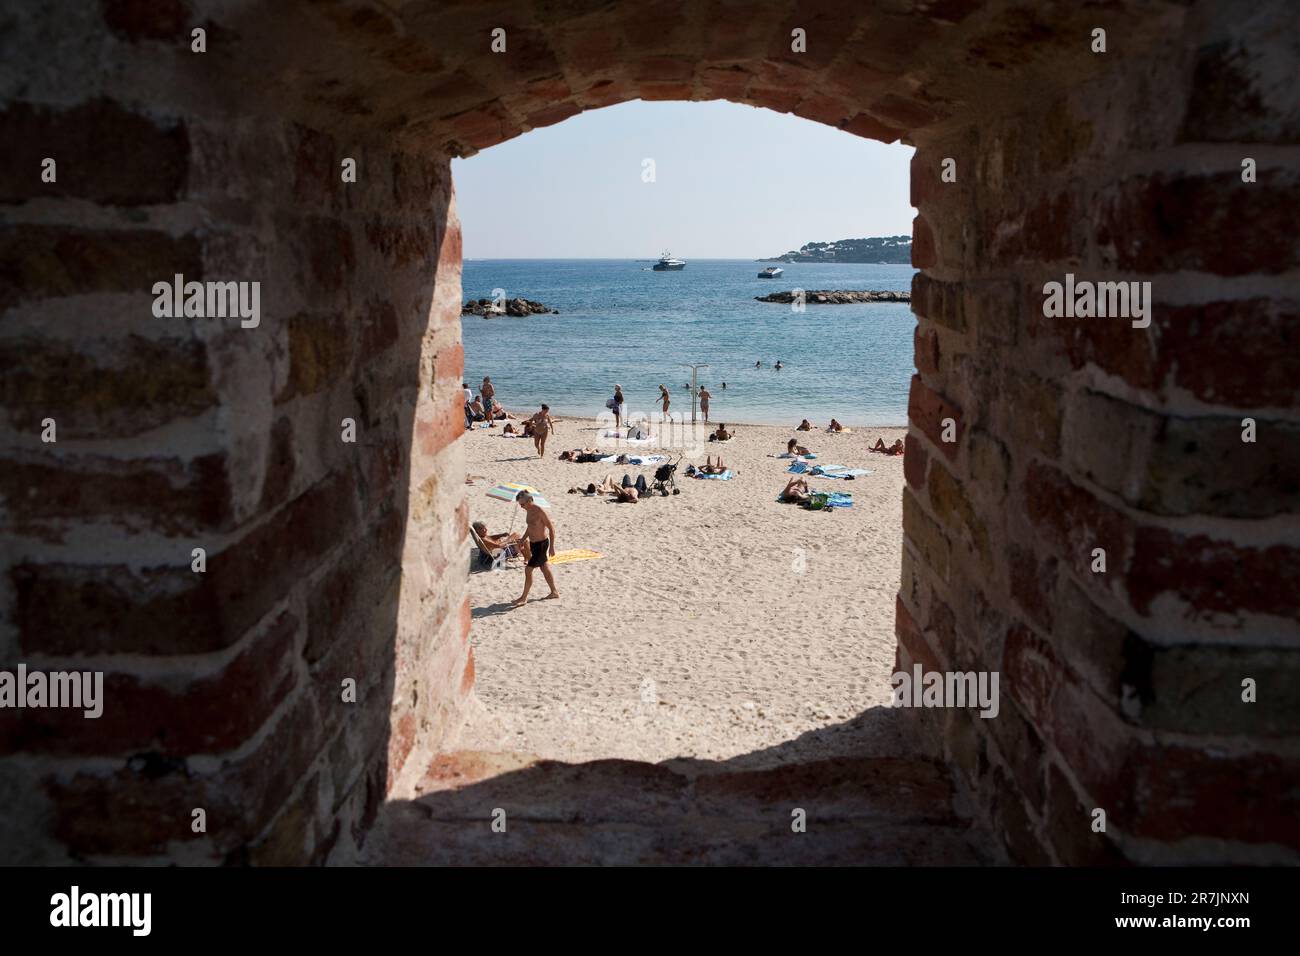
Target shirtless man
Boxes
[471,521,521,563]
[699,386,711,423]
[658,384,670,419]
[796,418,813,431]
[513,492,558,605]
[481,376,496,417]
[526,404,555,458]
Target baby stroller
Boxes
[649,456,682,496]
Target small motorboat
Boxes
[758,266,784,278]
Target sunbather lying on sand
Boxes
[558,447,604,462]
[699,455,727,475]
[871,437,905,456]
[787,438,812,456]
[779,477,811,504]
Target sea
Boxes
[461,259,918,427]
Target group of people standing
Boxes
[609,382,718,426]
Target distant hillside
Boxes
[759,235,912,264]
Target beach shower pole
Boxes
[681,363,709,424]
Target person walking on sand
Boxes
[699,385,711,423]
[512,492,558,605]
[526,404,555,458]
[658,384,670,420]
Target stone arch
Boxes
[1,0,1296,864]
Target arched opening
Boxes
[3,0,1295,866]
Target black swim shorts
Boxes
[527,538,549,567]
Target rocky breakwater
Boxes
[755,290,910,304]
[462,297,559,317]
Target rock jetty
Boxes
[754,289,910,304]
[462,297,558,317]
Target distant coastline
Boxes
[758,235,912,264]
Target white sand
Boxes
[454,413,909,768]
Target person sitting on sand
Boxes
[871,437,905,456]
[700,455,727,475]
[779,476,811,504]
[828,418,844,433]
[472,521,521,561]
[797,419,813,431]
[503,423,517,435]
[468,398,486,421]
[786,438,812,457]
[708,423,732,442]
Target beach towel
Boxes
[597,454,618,463]
[826,492,853,508]
[694,470,732,480]
[812,465,872,479]
[627,454,667,465]
[548,548,603,566]
[786,461,809,474]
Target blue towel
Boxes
[786,461,808,474]
[826,492,853,508]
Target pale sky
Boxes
[452,100,915,259]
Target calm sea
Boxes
[461,259,917,427]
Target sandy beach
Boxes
[454,411,910,768]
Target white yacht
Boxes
[652,251,686,271]
[758,266,784,278]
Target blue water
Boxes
[461,259,917,426]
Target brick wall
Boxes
[900,1,1299,863]
[1,0,1295,863]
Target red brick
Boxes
[903,433,928,489]
[1098,170,1300,276]
[1158,298,1299,408]
[895,595,943,672]
[0,226,202,311]
[1127,526,1300,621]
[911,216,937,268]
[1022,462,1132,581]
[0,610,299,757]
[100,0,189,40]
[914,326,940,376]
[0,99,189,204]
[416,394,465,458]
[1,452,232,540]
[14,472,360,656]
[908,374,963,459]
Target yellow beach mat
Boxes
[548,548,603,565]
